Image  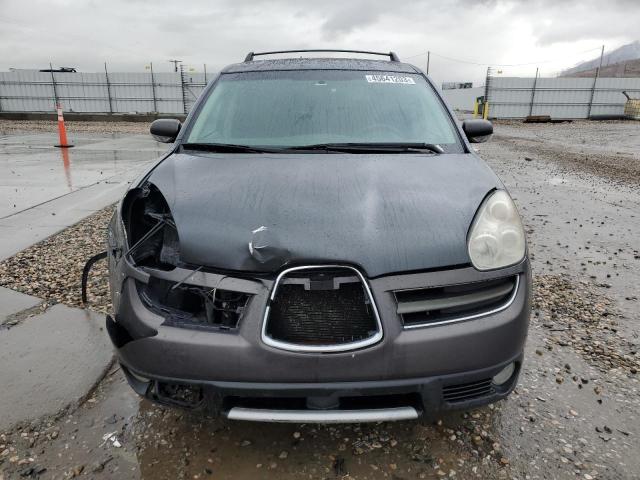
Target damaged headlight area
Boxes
[137,277,251,330]
[119,182,252,331]
[122,182,181,270]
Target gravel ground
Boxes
[533,275,638,374]
[1,119,639,479]
[0,206,114,315]
[492,120,640,184]
[0,119,149,135]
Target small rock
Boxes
[278,451,288,459]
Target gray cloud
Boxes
[320,2,381,36]
[0,0,637,87]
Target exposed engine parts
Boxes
[138,277,251,330]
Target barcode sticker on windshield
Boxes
[365,75,415,84]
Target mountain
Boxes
[560,41,640,77]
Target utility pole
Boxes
[104,62,113,113]
[150,62,158,113]
[168,59,182,72]
[528,67,539,117]
[49,62,59,110]
[597,44,605,73]
[426,51,430,75]
[587,45,605,118]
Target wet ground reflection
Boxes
[58,146,73,190]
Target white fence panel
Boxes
[486,76,640,119]
[153,72,183,114]
[441,86,485,112]
[0,71,55,112]
[4,70,638,120]
[0,69,210,114]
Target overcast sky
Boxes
[1,0,638,85]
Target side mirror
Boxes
[150,119,181,143]
[462,119,493,143]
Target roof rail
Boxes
[244,49,400,62]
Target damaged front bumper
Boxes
[107,249,531,421]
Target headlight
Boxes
[468,190,525,270]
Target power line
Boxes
[404,47,603,67]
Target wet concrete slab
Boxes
[0,286,41,324]
[0,130,159,432]
[0,303,112,431]
[0,179,130,260]
[0,132,165,260]
[0,133,166,218]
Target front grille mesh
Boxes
[442,378,494,403]
[266,272,378,347]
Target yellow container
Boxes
[624,98,640,120]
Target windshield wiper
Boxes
[181,142,282,153]
[181,142,445,154]
[284,142,444,154]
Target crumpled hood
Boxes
[145,151,502,277]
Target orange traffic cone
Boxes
[54,103,74,148]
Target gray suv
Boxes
[104,49,531,423]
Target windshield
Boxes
[186,70,463,152]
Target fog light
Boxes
[492,362,515,385]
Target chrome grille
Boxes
[262,266,383,353]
